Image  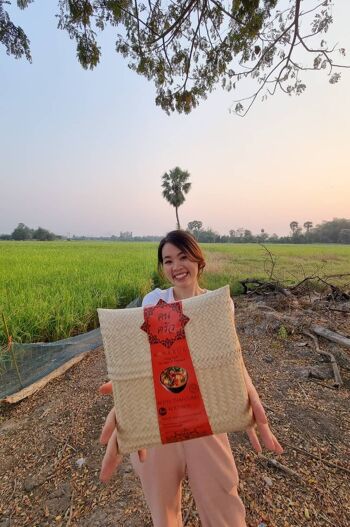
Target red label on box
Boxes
[141,299,212,443]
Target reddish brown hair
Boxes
[157,230,206,275]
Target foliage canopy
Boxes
[5,223,60,241]
[187,218,350,244]
[1,0,348,114]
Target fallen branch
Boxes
[288,274,350,302]
[65,490,75,527]
[257,454,302,480]
[325,307,350,314]
[318,512,339,527]
[311,325,350,349]
[10,478,17,501]
[239,278,292,297]
[289,445,350,475]
[324,273,350,280]
[303,331,343,388]
[309,379,338,391]
[239,278,265,294]
[289,274,320,292]
[259,243,277,281]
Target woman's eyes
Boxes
[163,256,187,264]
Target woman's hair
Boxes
[157,230,206,275]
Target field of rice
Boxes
[1,241,350,344]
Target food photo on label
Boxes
[160,366,188,393]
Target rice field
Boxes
[1,241,350,344]
[0,242,156,345]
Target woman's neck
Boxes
[172,284,205,300]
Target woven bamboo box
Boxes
[98,285,253,454]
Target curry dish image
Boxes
[160,366,188,393]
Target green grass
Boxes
[202,243,350,294]
[1,241,350,344]
[0,241,157,344]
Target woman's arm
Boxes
[243,365,283,454]
[99,292,161,481]
[230,298,283,453]
[99,382,147,482]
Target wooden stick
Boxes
[311,324,350,349]
[318,511,341,527]
[303,331,343,388]
[324,272,350,279]
[65,490,75,527]
[309,379,338,391]
[257,454,302,480]
[289,445,350,475]
[326,307,350,314]
[9,478,17,501]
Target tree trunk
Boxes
[175,207,180,230]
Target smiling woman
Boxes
[158,230,206,298]
[99,229,283,527]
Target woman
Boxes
[99,230,283,527]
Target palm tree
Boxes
[290,221,299,234]
[303,221,313,233]
[161,167,191,229]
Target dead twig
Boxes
[308,379,338,391]
[259,243,277,281]
[10,478,17,501]
[250,342,259,356]
[239,278,292,297]
[297,381,308,398]
[324,273,350,280]
[55,436,71,464]
[288,445,350,475]
[318,511,342,527]
[65,490,75,527]
[257,454,302,480]
[303,331,343,388]
[325,307,350,314]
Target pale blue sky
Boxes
[1,1,349,237]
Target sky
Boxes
[1,1,350,238]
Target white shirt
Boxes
[142,287,175,307]
[142,287,236,316]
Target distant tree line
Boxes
[71,234,162,242]
[0,223,61,241]
[187,218,350,244]
[2,218,350,244]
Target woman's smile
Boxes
[173,271,189,281]
[161,242,199,290]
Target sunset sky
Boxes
[1,1,349,237]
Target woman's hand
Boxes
[99,381,147,482]
[243,368,283,454]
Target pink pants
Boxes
[131,433,246,527]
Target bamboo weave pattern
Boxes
[98,285,253,454]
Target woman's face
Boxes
[161,242,199,288]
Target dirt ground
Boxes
[1,295,349,527]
